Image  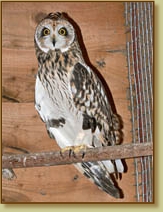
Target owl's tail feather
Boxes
[75,161,123,198]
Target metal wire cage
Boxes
[125,2,153,202]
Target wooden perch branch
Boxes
[2,143,153,169]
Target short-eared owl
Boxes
[34,12,124,198]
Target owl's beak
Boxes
[52,38,56,47]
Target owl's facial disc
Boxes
[35,19,75,53]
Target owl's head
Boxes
[34,12,75,53]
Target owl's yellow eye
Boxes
[58,27,68,36]
[42,28,50,36]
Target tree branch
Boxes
[2,143,153,169]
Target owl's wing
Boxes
[70,62,121,146]
[70,62,124,198]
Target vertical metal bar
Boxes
[144,3,153,104]
[130,3,140,145]
[147,156,153,201]
[130,2,141,201]
[137,2,148,202]
[140,2,152,142]
[140,3,153,202]
[148,2,153,66]
[137,2,149,145]
[127,40,140,202]
[133,2,146,145]
[144,2,153,142]
[145,2,153,202]
[133,3,146,201]
[125,2,140,201]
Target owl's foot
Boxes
[60,145,88,159]
[60,146,74,157]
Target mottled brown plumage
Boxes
[34,12,124,198]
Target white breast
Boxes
[35,75,59,121]
[35,75,93,148]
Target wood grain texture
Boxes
[2,2,136,202]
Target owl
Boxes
[34,12,124,199]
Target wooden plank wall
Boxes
[2,2,136,202]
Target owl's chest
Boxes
[35,73,91,148]
[35,71,74,122]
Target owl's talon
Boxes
[60,146,75,158]
[69,148,73,158]
[68,149,71,157]
[82,151,85,159]
[68,148,79,159]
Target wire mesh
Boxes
[125,2,153,202]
